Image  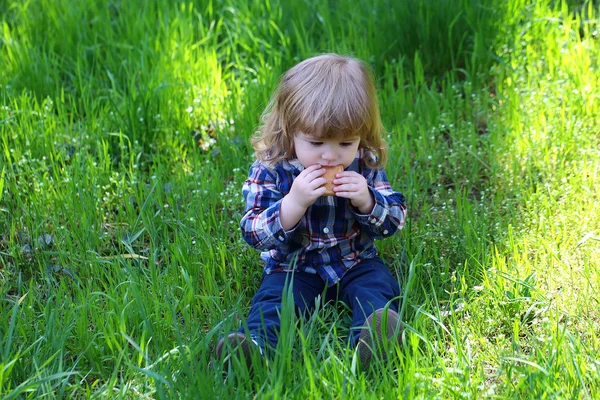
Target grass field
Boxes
[1,0,599,398]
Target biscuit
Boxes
[322,165,344,196]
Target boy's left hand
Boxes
[333,171,375,214]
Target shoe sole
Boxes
[216,333,255,373]
[357,308,403,368]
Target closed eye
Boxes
[309,141,323,146]
[340,142,354,147]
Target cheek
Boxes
[295,143,318,165]
[341,148,357,166]
[346,145,360,158]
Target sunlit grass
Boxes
[1,0,599,398]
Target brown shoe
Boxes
[357,308,403,368]
[215,333,259,372]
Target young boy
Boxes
[217,53,407,370]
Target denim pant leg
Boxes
[338,257,401,347]
[238,270,325,353]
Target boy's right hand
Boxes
[288,164,327,209]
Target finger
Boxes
[305,167,326,181]
[333,191,352,199]
[313,186,327,196]
[300,164,322,176]
[309,177,327,189]
[334,171,359,179]
[334,172,365,185]
[333,176,357,185]
[333,183,359,193]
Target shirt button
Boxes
[383,230,389,235]
[370,218,377,223]
[278,235,284,241]
[323,227,329,234]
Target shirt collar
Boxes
[285,158,305,173]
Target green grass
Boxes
[1,0,599,398]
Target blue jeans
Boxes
[237,257,401,352]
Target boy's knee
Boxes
[370,264,401,297]
[388,278,401,298]
[252,283,286,304]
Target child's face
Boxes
[293,132,360,168]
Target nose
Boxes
[321,145,336,162]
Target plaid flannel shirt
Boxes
[240,149,407,286]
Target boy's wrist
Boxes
[280,194,307,231]
[285,191,309,211]
[353,192,375,214]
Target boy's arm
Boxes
[279,195,307,231]
[240,163,299,250]
[350,167,407,239]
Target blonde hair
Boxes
[252,53,387,168]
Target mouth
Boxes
[321,164,344,171]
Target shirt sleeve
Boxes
[240,162,294,250]
[351,166,407,239]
